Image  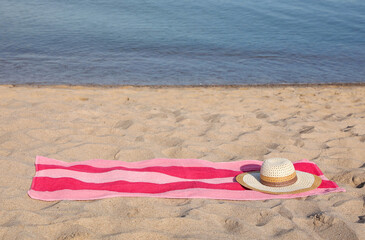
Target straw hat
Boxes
[236,158,322,194]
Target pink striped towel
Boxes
[28,156,345,201]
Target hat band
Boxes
[260,175,298,187]
[260,171,297,183]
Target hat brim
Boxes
[236,171,322,195]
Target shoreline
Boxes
[3,82,365,89]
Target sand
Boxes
[0,84,364,240]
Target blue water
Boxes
[0,0,364,85]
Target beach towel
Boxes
[28,156,345,201]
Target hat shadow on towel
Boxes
[232,164,261,184]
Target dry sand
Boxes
[0,84,364,240]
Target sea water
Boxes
[0,0,364,85]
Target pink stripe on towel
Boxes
[28,156,345,201]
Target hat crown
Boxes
[236,158,323,194]
[260,158,295,178]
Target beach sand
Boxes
[0,84,364,239]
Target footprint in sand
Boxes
[309,212,359,240]
[56,226,91,240]
[256,210,275,227]
[331,170,365,188]
[114,120,133,130]
[127,207,139,217]
[266,143,280,150]
[294,138,305,147]
[332,198,365,218]
[278,206,293,220]
[172,110,186,122]
[135,136,144,142]
[202,113,222,123]
[224,217,240,233]
[256,112,269,119]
